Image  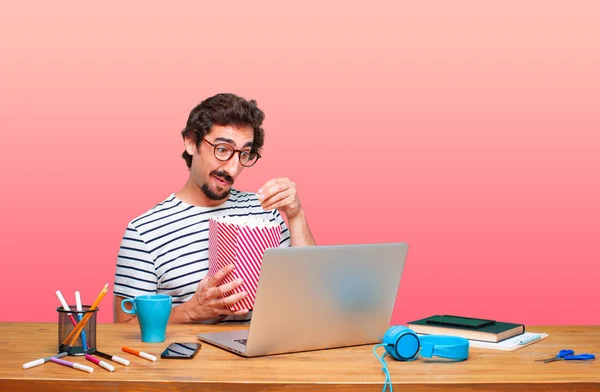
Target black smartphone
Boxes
[426,315,495,329]
[160,342,202,359]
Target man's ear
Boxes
[184,136,197,156]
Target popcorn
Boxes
[212,215,280,229]
[207,215,281,311]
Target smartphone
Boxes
[160,342,202,359]
[426,315,495,329]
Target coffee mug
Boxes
[121,294,172,343]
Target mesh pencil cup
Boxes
[56,305,98,355]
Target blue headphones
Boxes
[382,325,469,361]
[374,326,469,391]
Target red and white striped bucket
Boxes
[207,216,281,311]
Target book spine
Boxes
[407,324,500,342]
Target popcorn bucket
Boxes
[207,216,281,311]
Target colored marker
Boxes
[85,354,115,372]
[518,334,542,345]
[74,291,89,352]
[56,290,91,352]
[22,352,68,369]
[93,350,130,366]
[50,357,94,373]
[60,283,109,353]
[55,291,80,330]
[121,346,157,362]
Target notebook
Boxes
[467,332,549,351]
[197,242,409,357]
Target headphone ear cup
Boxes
[383,326,420,361]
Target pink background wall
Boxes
[1,2,598,325]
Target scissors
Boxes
[537,349,595,363]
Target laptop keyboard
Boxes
[234,339,247,346]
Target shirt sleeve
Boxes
[272,210,291,247]
[114,224,158,298]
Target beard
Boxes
[201,183,230,200]
[200,170,234,201]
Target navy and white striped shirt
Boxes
[114,189,291,323]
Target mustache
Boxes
[211,171,234,184]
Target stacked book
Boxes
[407,315,524,343]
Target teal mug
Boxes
[121,294,172,343]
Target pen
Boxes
[122,346,157,362]
[518,334,542,345]
[85,354,115,372]
[93,350,130,366]
[50,357,94,373]
[22,352,68,369]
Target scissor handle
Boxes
[557,349,575,358]
[564,354,595,360]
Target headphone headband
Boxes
[419,335,469,361]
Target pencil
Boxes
[63,284,108,346]
[59,283,109,352]
[121,346,157,362]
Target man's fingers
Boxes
[205,263,235,287]
[258,178,292,201]
[215,278,244,296]
[263,194,296,211]
[258,183,285,201]
[260,188,293,209]
[259,177,288,193]
[214,307,250,316]
[218,291,248,308]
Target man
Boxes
[114,93,316,324]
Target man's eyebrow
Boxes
[213,137,235,144]
[213,137,254,149]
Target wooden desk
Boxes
[0,323,598,391]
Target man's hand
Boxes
[183,264,249,322]
[258,177,303,221]
[258,177,316,246]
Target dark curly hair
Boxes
[180,93,265,169]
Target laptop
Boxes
[196,242,408,357]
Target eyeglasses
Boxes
[202,138,261,167]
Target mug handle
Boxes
[121,298,136,314]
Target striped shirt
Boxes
[114,189,291,323]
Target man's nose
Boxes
[223,153,242,177]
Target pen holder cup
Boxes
[56,306,98,356]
